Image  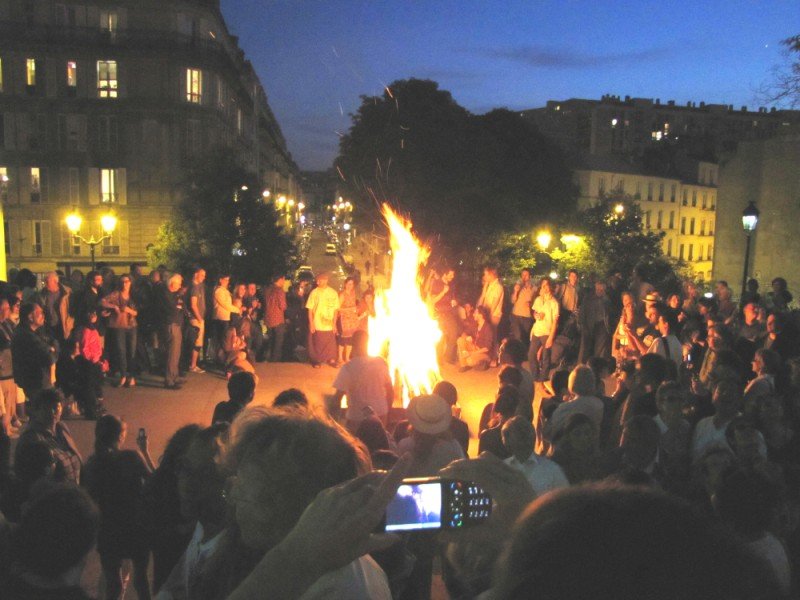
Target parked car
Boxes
[325,243,337,256]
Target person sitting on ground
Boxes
[502,416,569,497]
[545,365,605,444]
[400,394,466,476]
[652,381,692,491]
[156,423,230,600]
[1,484,99,600]
[221,320,257,381]
[457,306,494,372]
[332,329,394,431]
[0,439,55,522]
[83,414,155,600]
[272,387,309,409]
[550,413,602,484]
[714,468,792,596]
[143,424,202,592]
[499,339,534,422]
[434,380,470,456]
[15,388,81,485]
[692,378,742,464]
[196,409,392,599]
[478,386,520,459]
[212,371,256,425]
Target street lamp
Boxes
[65,211,117,271]
[614,203,625,215]
[741,201,760,298]
[536,230,552,251]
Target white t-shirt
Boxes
[691,416,732,462]
[333,356,393,420]
[646,334,682,367]
[478,279,505,325]
[546,395,605,439]
[504,453,569,497]
[300,555,392,600]
[531,295,559,338]
[306,286,340,332]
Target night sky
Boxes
[224,0,798,170]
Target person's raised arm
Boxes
[226,455,411,600]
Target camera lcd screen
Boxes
[385,482,442,531]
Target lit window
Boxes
[67,61,77,88]
[236,108,242,134]
[102,232,120,254]
[71,233,81,255]
[186,69,202,103]
[0,58,4,92]
[611,118,618,128]
[101,168,117,203]
[97,60,118,98]
[30,167,41,203]
[100,11,118,39]
[0,167,7,203]
[26,58,36,86]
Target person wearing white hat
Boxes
[398,394,465,477]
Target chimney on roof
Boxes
[700,101,705,108]
[741,106,747,112]
[668,100,675,106]
[687,101,692,107]
[771,107,777,113]
[625,95,630,102]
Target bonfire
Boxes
[368,204,442,406]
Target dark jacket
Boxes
[11,325,57,392]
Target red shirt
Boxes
[81,327,103,363]
[265,285,287,327]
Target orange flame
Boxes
[368,204,442,406]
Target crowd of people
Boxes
[0,258,798,599]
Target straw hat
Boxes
[407,394,452,435]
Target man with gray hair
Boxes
[37,271,73,345]
[157,273,186,390]
[544,365,604,442]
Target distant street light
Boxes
[65,211,118,271]
[614,203,625,215]
[536,230,552,251]
[741,201,760,298]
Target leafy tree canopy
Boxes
[335,79,576,256]
[148,148,296,281]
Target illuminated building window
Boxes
[102,232,120,254]
[26,58,36,87]
[67,61,77,88]
[236,108,242,134]
[97,60,118,98]
[101,168,117,203]
[100,11,118,40]
[0,58,4,92]
[186,68,202,103]
[30,167,41,203]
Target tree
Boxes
[148,148,297,281]
[759,34,800,107]
[335,79,576,257]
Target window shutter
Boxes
[117,167,127,204]
[88,167,100,204]
[40,167,48,203]
[41,220,52,256]
[120,220,129,257]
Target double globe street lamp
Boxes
[65,211,117,271]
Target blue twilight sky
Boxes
[223,0,799,170]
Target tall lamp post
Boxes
[65,212,117,271]
[741,201,760,298]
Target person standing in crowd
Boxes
[578,279,611,363]
[37,271,73,347]
[158,274,186,390]
[72,308,108,419]
[333,330,394,430]
[338,276,360,364]
[646,304,683,369]
[612,291,640,361]
[529,278,559,382]
[15,388,81,484]
[102,274,139,387]
[715,281,737,325]
[306,272,340,368]
[12,303,58,401]
[187,267,207,374]
[211,273,240,362]
[75,270,105,327]
[510,268,535,347]
[264,274,288,363]
[559,269,581,315]
[692,378,742,463]
[477,266,504,350]
[84,414,154,600]
[428,268,459,364]
[768,277,793,312]
[0,297,20,432]
[212,371,256,424]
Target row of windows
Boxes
[0,166,124,205]
[664,239,713,262]
[0,57,117,98]
[598,177,716,208]
[641,210,715,236]
[3,219,121,257]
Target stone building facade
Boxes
[0,0,298,275]
[714,132,800,298]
